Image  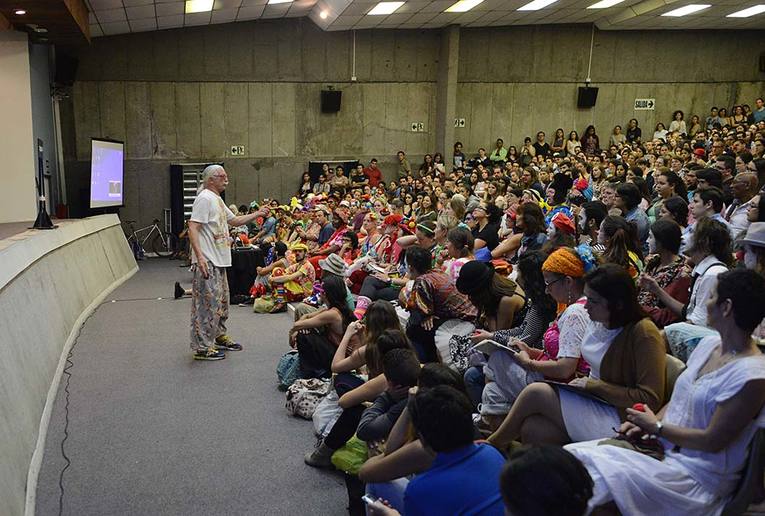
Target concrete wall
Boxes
[60,19,440,226]
[454,26,765,152]
[60,20,765,229]
[0,32,37,223]
[0,215,137,516]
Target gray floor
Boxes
[36,259,347,516]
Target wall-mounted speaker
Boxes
[321,90,342,113]
[577,86,599,108]
[759,52,765,73]
[55,53,79,86]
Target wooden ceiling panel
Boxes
[0,0,90,44]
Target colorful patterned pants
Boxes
[190,264,229,351]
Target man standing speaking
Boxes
[188,165,265,361]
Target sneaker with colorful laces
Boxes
[215,335,243,351]
[193,347,226,361]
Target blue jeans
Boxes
[464,366,485,409]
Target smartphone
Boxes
[361,494,379,506]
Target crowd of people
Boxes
[185,100,765,515]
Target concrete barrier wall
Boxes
[0,215,137,516]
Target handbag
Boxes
[285,378,331,419]
[312,388,343,438]
[253,295,276,313]
[331,435,369,475]
[276,350,300,391]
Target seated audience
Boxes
[567,269,765,516]
[662,218,732,361]
[500,446,594,516]
[487,264,666,447]
[474,247,593,423]
[598,215,644,279]
[637,219,691,328]
[289,275,356,379]
[368,386,506,516]
[448,260,529,375]
[305,328,411,467]
[442,226,474,283]
[403,246,476,362]
[356,348,420,442]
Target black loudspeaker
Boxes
[321,90,342,113]
[577,86,599,108]
[55,53,79,85]
[760,52,765,73]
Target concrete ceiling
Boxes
[82,0,765,37]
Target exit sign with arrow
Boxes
[635,98,655,110]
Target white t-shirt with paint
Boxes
[190,189,235,268]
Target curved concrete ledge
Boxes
[0,215,137,516]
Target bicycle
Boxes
[124,219,177,258]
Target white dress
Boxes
[558,322,623,442]
[566,335,765,516]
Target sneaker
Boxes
[174,282,185,299]
[304,441,335,468]
[215,335,243,351]
[193,347,225,361]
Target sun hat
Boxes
[318,253,348,277]
[742,222,765,248]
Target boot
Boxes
[353,296,372,320]
[304,442,335,468]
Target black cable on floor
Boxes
[57,295,174,514]
[57,306,98,516]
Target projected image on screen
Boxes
[90,138,125,208]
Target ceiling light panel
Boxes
[587,0,625,8]
[517,0,558,11]
[445,0,484,12]
[186,0,214,13]
[368,2,405,15]
[268,0,292,4]
[660,4,710,16]
[726,4,765,17]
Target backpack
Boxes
[285,378,331,419]
[276,350,300,391]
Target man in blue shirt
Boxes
[252,207,277,244]
[402,386,505,516]
[314,206,335,246]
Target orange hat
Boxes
[542,247,585,278]
[551,212,576,235]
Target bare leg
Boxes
[520,414,570,445]
[487,383,568,448]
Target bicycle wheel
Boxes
[150,231,173,257]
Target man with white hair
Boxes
[188,165,265,360]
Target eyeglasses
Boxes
[544,276,564,287]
